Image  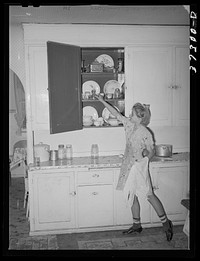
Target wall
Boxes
[9,24,27,155]
[34,125,189,157]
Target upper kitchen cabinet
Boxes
[24,25,189,135]
[27,42,125,133]
[47,42,82,134]
[27,46,49,130]
[173,47,190,126]
[125,45,189,127]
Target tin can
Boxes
[50,150,58,161]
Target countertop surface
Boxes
[29,152,189,171]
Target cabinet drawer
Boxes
[77,169,113,185]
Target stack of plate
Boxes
[83,106,99,126]
[82,81,100,98]
[103,80,121,95]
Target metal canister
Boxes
[50,150,58,161]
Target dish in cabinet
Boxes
[83,106,99,121]
[103,80,121,94]
[82,80,100,95]
[95,54,114,68]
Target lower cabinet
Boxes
[77,185,114,228]
[28,162,189,235]
[150,166,189,223]
[29,171,76,232]
[76,169,114,228]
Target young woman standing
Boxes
[95,95,173,241]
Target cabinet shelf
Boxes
[82,99,124,102]
[83,124,123,128]
[81,72,124,76]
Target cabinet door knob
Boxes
[70,191,76,196]
[173,85,180,89]
[168,85,180,89]
[92,192,98,195]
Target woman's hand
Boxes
[142,149,149,158]
[142,147,155,161]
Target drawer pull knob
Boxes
[92,192,98,195]
[70,191,76,196]
[92,174,99,178]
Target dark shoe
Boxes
[164,220,173,241]
[123,225,143,234]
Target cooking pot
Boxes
[155,144,173,157]
[34,142,50,162]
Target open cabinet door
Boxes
[47,41,82,134]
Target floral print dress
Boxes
[116,114,154,191]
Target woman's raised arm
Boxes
[95,94,121,118]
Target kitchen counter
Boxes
[29,152,189,171]
[28,152,189,236]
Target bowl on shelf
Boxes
[107,118,119,126]
[94,117,104,127]
[83,121,93,126]
[83,115,93,126]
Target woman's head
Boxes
[130,103,151,126]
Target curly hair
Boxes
[132,103,151,126]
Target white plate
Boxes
[82,81,100,95]
[103,80,121,94]
[83,106,99,121]
[102,106,120,120]
[95,54,114,68]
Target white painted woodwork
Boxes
[30,171,75,232]
[23,24,189,46]
[173,47,190,126]
[77,169,113,184]
[28,46,49,129]
[77,185,114,228]
[23,24,189,164]
[150,166,188,222]
[29,162,189,235]
[126,46,173,126]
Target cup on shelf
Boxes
[106,93,113,99]
[99,93,105,98]
[84,91,90,99]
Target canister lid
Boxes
[34,142,49,148]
